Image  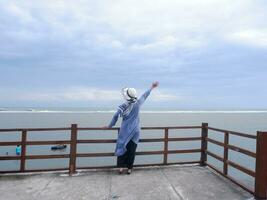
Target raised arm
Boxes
[137,81,159,106]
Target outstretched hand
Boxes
[151,81,159,89]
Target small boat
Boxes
[51,144,67,150]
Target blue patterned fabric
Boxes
[108,88,152,156]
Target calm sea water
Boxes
[1,108,267,190]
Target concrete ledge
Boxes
[0,165,254,200]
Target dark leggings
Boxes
[117,140,137,169]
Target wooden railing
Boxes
[201,124,267,199]
[0,123,266,199]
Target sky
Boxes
[0,0,267,109]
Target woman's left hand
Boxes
[102,126,109,129]
[151,81,159,89]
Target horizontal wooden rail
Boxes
[168,137,202,141]
[76,149,201,158]
[227,160,255,177]
[206,150,255,177]
[0,156,21,160]
[77,138,167,144]
[77,139,116,143]
[0,128,71,132]
[77,152,114,157]
[0,138,201,146]
[77,126,202,131]
[206,150,223,162]
[0,150,202,162]
[26,154,70,159]
[23,168,69,173]
[207,127,256,139]
[0,140,71,146]
[206,138,256,158]
[206,138,224,147]
[0,168,69,174]
[0,154,70,160]
[78,127,120,131]
[140,138,163,142]
[26,140,71,145]
[168,149,201,154]
[0,141,21,146]
[227,144,256,158]
[142,126,202,130]
[75,137,201,144]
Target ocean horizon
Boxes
[1,107,267,114]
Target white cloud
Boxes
[0,87,179,102]
[2,88,121,102]
[150,91,179,101]
[95,34,124,49]
[226,29,267,48]
[1,0,267,56]
[5,2,34,23]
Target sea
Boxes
[1,107,267,190]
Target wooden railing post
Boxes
[223,132,229,175]
[69,124,78,175]
[20,130,27,172]
[163,128,169,165]
[200,123,208,166]
[255,131,267,199]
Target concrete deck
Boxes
[0,165,253,200]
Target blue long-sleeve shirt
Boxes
[109,88,152,156]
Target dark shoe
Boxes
[127,169,132,174]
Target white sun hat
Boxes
[121,87,137,101]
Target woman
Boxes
[104,82,159,174]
